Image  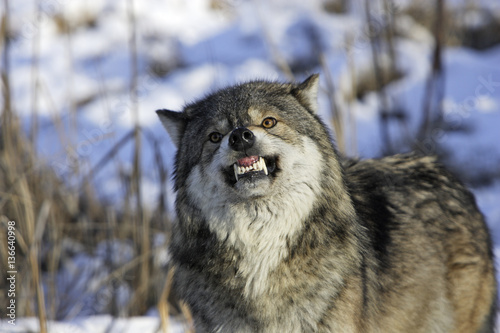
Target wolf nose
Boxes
[229,127,255,151]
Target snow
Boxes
[0,315,185,333]
[2,0,500,331]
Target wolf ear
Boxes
[291,74,320,114]
[156,109,187,147]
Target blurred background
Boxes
[1,0,499,331]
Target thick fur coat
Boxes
[157,74,496,332]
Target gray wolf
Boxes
[156,74,497,332]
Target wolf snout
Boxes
[229,127,255,151]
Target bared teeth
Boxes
[234,157,267,180]
[262,158,268,175]
[233,164,239,181]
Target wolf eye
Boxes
[262,117,277,129]
[209,132,223,143]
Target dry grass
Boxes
[0,0,177,329]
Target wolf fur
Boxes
[157,74,497,332]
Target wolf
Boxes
[156,74,497,332]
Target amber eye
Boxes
[262,117,277,129]
[208,132,223,143]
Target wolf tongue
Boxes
[237,156,259,167]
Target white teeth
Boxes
[234,157,268,180]
[261,157,268,175]
[234,164,239,181]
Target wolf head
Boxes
[157,75,355,297]
[157,74,342,204]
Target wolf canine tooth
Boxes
[255,158,262,171]
[233,164,239,181]
[259,157,266,172]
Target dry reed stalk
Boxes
[364,0,393,154]
[345,34,358,156]
[1,0,13,148]
[46,212,63,320]
[319,53,345,155]
[180,300,195,333]
[29,0,41,152]
[382,0,397,77]
[62,11,79,154]
[142,129,171,234]
[32,201,51,331]
[158,265,176,333]
[127,0,150,316]
[418,0,445,148]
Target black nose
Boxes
[228,127,255,151]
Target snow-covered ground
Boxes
[0,315,185,333]
[2,0,499,331]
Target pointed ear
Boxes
[156,109,187,147]
[291,74,320,114]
